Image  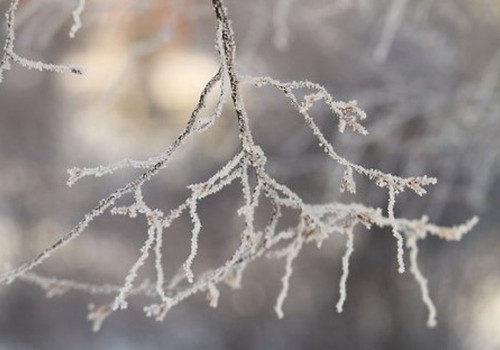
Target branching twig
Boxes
[0,0,478,332]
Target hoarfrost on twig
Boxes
[0,0,478,332]
[336,224,355,313]
[1,0,83,83]
[69,0,86,38]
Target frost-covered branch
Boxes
[0,0,478,333]
[0,0,83,82]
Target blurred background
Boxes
[1,0,500,349]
